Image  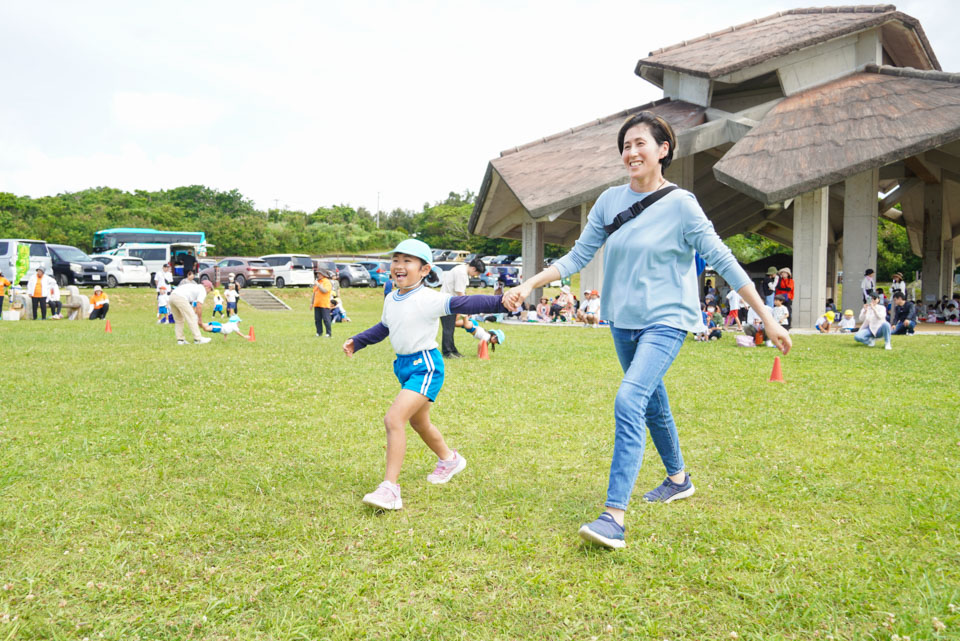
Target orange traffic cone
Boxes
[769,355,784,383]
[478,340,490,360]
[105,320,112,333]
[248,325,255,342]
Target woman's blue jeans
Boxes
[854,321,891,346]
[606,324,687,510]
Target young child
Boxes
[536,297,550,322]
[212,290,224,318]
[331,294,351,323]
[814,310,835,333]
[157,289,170,324]
[772,295,790,328]
[838,309,857,332]
[455,316,505,352]
[705,304,722,340]
[200,316,251,340]
[343,239,507,511]
[224,283,239,317]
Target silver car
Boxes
[334,262,372,288]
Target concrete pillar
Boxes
[921,182,944,304]
[841,169,879,316]
[826,242,838,301]
[521,221,545,307]
[579,202,604,296]
[792,187,829,328]
[941,235,955,297]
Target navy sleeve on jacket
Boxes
[448,294,507,316]
[350,322,390,351]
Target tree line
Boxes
[0,184,917,279]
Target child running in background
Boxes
[200,317,252,341]
[224,283,239,317]
[838,309,857,332]
[455,316,505,352]
[211,290,224,318]
[343,239,508,511]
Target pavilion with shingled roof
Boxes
[469,5,960,327]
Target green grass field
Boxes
[2,286,958,640]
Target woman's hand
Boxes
[502,283,531,312]
[764,323,792,355]
[342,338,355,357]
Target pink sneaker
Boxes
[426,451,467,484]
[362,481,402,510]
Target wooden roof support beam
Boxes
[904,155,940,184]
[487,207,528,239]
[927,149,960,176]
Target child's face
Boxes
[391,253,430,289]
[774,299,782,306]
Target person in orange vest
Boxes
[312,270,334,337]
[25,267,55,320]
[0,273,10,316]
[89,285,110,320]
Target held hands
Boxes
[342,338,355,357]
[765,323,792,355]
[502,284,531,312]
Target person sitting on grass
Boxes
[838,309,857,332]
[578,290,602,327]
[854,292,892,350]
[536,296,550,322]
[200,316,252,341]
[331,293,351,323]
[890,292,917,335]
[89,285,110,320]
[814,310,835,333]
[455,316,505,352]
[704,304,722,340]
[342,239,509,512]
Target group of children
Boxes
[153,264,248,340]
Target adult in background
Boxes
[312,269,334,338]
[763,266,778,308]
[890,291,917,335]
[169,271,212,345]
[47,277,62,319]
[890,272,907,299]
[503,111,790,549]
[89,285,110,320]
[855,291,892,349]
[860,268,876,303]
[774,267,794,327]
[26,267,55,320]
[439,257,485,358]
[0,273,11,316]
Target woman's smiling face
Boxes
[391,252,430,289]
[621,123,668,186]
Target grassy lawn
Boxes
[2,286,958,640]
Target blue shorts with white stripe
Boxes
[393,348,445,402]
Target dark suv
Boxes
[47,244,107,287]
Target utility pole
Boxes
[376,192,381,229]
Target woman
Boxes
[890,272,906,298]
[503,111,790,549]
[774,267,794,329]
[764,266,778,308]
[854,291,892,349]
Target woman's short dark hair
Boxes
[617,111,676,171]
[468,258,485,272]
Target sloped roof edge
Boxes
[635,7,939,80]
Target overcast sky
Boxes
[1,0,955,214]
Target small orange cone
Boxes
[105,319,112,333]
[248,325,256,342]
[769,355,784,383]
[478,340,490,360]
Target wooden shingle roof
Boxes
[636,5,938,80]
[474,99,705,225]
[713,65,960,204]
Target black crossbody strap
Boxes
[603,185,679,235]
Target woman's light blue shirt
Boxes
[553,184,751,332]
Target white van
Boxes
[259,254,315,287]
[0,239,53,284]
[105,242,207,285]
